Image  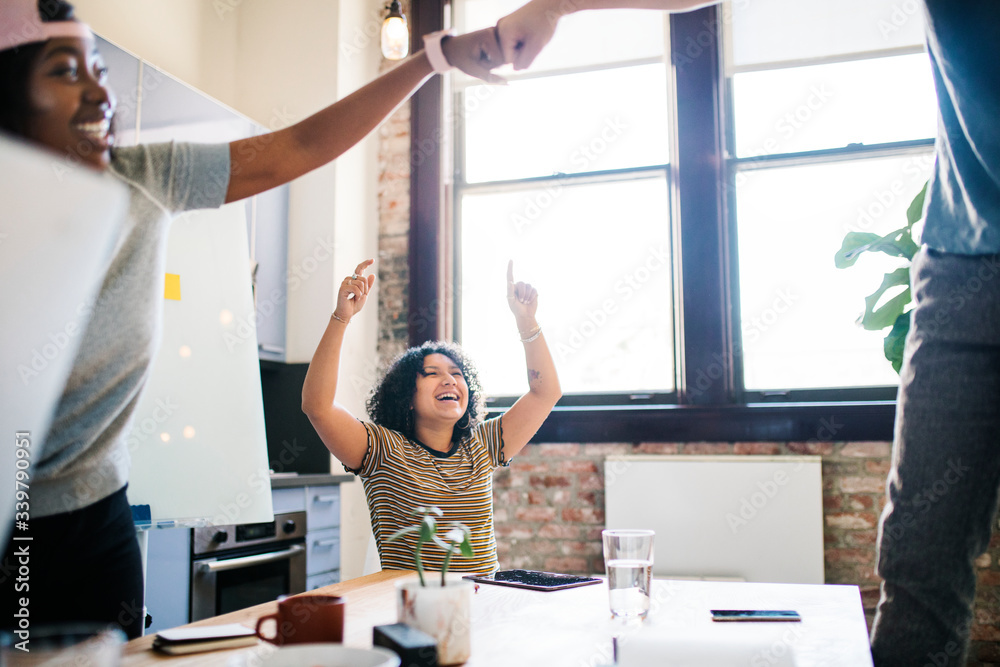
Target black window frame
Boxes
[409,3,910,442]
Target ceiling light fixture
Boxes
[381,0,409,60]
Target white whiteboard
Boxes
[605,455,824,584]
[126,204,273,527]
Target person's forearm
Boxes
[226,52,434,202]
[515,315,562,403]
[532,0,714,17]
[301,317,350,416]
[284,51,434,170]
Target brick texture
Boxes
[374,70,1000,664]
[376,67,410,367]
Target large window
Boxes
[413,0,938,440]
[453,3,675,401]
[725,1,936,395]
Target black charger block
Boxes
[372,622,438,667]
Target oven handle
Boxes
[197,544,305,573]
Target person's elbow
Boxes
[536,377,562,408]
[300,393,328,420]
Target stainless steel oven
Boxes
[190,511,307,621]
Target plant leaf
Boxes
[419,516,436,542]
[884,311,911,374]
[883,228,920,261]
[861,289,911,331]
[835,232,883,269]
[443,528,465,544]
[835,228,919,268]
[860,267,910,330]
[458,537,474,558]
[906,181,928,227]
[386,525,420,542]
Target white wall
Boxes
[73,0,237,101]
[74,0,385,581]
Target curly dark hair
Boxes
[0,1,78,136]
[366,340,486,445]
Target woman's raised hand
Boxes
[441,27,508,85]
[334,259,376,323]
[506,260,539,321]
[496,0,559,71]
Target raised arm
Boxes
[301,259,376,470]
[496,0,717,71]
[500,260,562,459]
[224,28,505,203]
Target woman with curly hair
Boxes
[303,259,561,573]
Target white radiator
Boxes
[604,455,825,584]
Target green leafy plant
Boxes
[387,506,473,587]
[834,182,927,373]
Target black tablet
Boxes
[464,569,602,591]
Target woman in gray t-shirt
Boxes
[0,0,506,638]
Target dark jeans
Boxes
[1,485,145,639]
[870,249,1000,666]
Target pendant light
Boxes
[381,0,409,60]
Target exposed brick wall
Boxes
[375,70,410,365]
[495,442,893,595]
[373,61,1000,667]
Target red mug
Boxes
[255,595,345,645]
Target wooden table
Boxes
[125,571,873,667]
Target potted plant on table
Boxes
[389,506,475,665]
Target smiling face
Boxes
[411,353,470,427]
[24,36,115,171]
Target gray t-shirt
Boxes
[33,141,231,517]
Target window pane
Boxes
[732,54,936,157]
[459,178,674,396]
[457,3,665,74]
[735,155,933,391]
[462,64,670,183]
[727,0,925,69]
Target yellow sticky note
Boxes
[164,273,181,301]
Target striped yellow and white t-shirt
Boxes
[347,417,508,574]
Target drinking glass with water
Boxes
[602,529,654,620]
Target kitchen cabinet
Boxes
[251,187,289,362]
[144,528,192,634]
[270,476,352,591]
[305,486,342,591]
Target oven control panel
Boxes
[193,511,307,556]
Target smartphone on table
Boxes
[710,609,802,622]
